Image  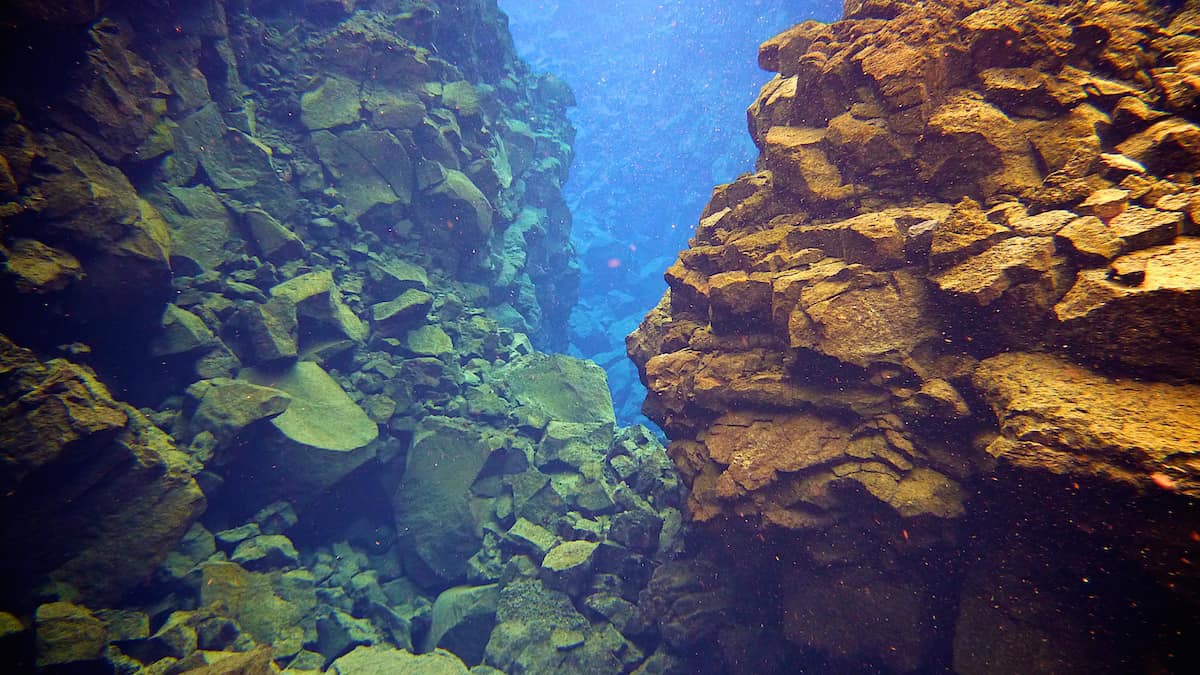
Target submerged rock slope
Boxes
[630,0,1200,671]
[0,1,691,674]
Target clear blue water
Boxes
[499,0,842,426]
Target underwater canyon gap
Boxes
[1,1,1200,674]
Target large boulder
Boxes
[238,361,378,501]
[392,417,498,587]
[270,270,367,352]
[312,127,414,222]
[2,130,172,336]
[1054,238,1200,379]
[329,644,469,675]
[0,336,205,608]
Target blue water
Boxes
[499,0,842,426]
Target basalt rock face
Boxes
[0,3,695,673]
[630,0,1200,671]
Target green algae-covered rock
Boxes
[23,130,172,322]
[148,184,241,272]
[417,168,493,236]
[231,534,300,572]
[178,377,291,448]
[371,289,433,338]
[271,269,367,345]
[540,540,600,597]
[330,644,470,675]
[393,417,496,587]
[151,303,217,357]
[495,353,616,429]
[34,602,107,671]
[237,296,299,365]
[405,324,454,356]
[242,361,377,452]
[301,75,362,130]
[503,518,559,560]
[423,584,500,665]
[442,80,483,119]
[200,561,315,659]
[485,578,628,674]
[536,420,612,471]
[240,361,377,500]
[0,337,205,608]
[4,238,83,294]
[312,127,414,221]
[366,258,428,298]
[364,87,426,130]
[242,208,305,264]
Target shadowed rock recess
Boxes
[629,0,1200,672]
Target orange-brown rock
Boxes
[630,0,1200,669]
[1054,238,1200,378]
[974,351,1200,495]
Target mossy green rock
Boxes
[405,324,454,356]
[442,80,483,118]
[151,304,217,357]
[242,208,305,263]
[200,561,315,658]
[371,289,433,337]
[147,184,240,272]
[312,127,414,221]
[364,87,426,130]
[330,645,470,675]
[366,258,428,297]
[242,361,377,452]
[424,583,500,665]
[240,362,377,500]
[179,377,291,446]
[393,417,496,587]
[417,168,493,236]
[540,540,600,597]
[300,75,362,130]
[271,269,367,344]
[34,602,107,669]
[496,354,616,429]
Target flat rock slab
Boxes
[974,351,1200,496]
[238,362,377,502]
[242,361,377,452]
[330,645,469,675]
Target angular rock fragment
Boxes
[1054,238,1200,377]
[239,361,377,500]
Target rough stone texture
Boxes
[975,351,1200,496]
[34,602,108,670]
[494,353,616,429]
[628,0,1200,670]
[1054,238,1200,379]
[330,644,469,675]
[392,417,496,587]
[238,362,378,501]
[0,336,205,609]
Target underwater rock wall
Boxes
[630,0,1200,671]
[0,1,700,674]
[0,0,577,359]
